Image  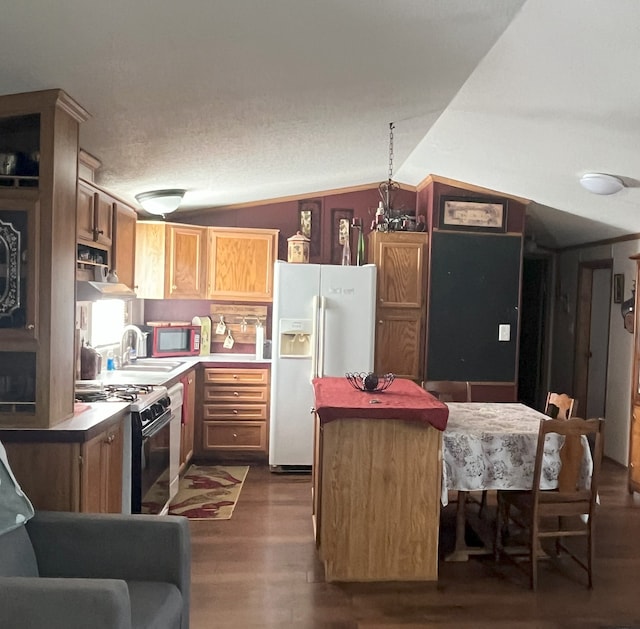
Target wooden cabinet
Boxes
[166,223,207,298]
[197,366,270,459]
[0,89,88,428]
[179,369,196,473]
[2,414,125,513]
[367,231,428,381]
[77,150,137,289]
[134,221,207,299]
[77,180,113,249]
[0,199,38,342]
[112,201,137,290]
[135,223,278,302]
[80,419,124,513]
[207,227,278,302]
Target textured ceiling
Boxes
[0,0,637,249]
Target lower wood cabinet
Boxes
[179,369,196,473]
[196,366,270,459]
[2,414,125,513]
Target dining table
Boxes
[441,402,593,561]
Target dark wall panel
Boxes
[427,232,522,382]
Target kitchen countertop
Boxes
[0,402,131,442]
[95,353,271,386]
[0,354,271,440]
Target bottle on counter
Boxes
[341,230,351,266]
[106,350,115,371]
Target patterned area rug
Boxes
[142,465,249,520]
[169,465,249,520]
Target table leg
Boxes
[445,491,494,562]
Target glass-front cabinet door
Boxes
[0,198,38,340]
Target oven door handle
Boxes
[141,409,173,439]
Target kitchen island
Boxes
[312,377,448,582]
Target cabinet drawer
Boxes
[203,421,266,451]
[203,403,268,421]
[204,368,270,385]
[204,385,269,404]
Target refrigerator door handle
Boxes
[317,296,326,378]
[311,295,319,380]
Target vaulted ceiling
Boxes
[1,0,637,249]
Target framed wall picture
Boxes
[298,199,322,258]
[439,197,507,233]
[614,273,624,304]
[330,208,354,265]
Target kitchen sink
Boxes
[119,359,184,373]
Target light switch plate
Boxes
[498,324,510,342]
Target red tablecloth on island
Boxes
[312,377,449,431]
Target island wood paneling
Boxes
[317,417,441,582]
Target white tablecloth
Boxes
[441,402,592,505]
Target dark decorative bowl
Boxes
[345,372,395,393]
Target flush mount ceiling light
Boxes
[135,189,186,215]
[579,173,624,195]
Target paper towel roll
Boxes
[255,323,264,360]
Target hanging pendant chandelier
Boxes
[378,122,401,216]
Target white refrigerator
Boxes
[269,261,377,469]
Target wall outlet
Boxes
[498,324,510,342]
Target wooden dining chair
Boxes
[494,416,604,590]
[421,380,471,403]
[544,392,576,420]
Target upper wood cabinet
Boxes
[0,89,88,429]
[166,224,208,298]
[135,221,207,299]
[368,231,428,382]
[207,228,278,302]
[77,178,137,290]
[0,199,39,342]
[135,223,278,302]
[77,180,113,248]
[112,201,137,290]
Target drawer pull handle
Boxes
[233,391,239,396]
[233,433,238,439]
[233,409,238,414]
[233,375,239,379]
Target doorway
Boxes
[518,255,552,410]
[573,261,612,418]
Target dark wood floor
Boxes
[189,459,640,629]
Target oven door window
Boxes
[140,420,171,514]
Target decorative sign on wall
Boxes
[613,273,624,304]
[298,199,322,258]
[330,208,354,265]
[439,197,507,233]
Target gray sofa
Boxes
[0,510,191,629]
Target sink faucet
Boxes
[120,325,148,366]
